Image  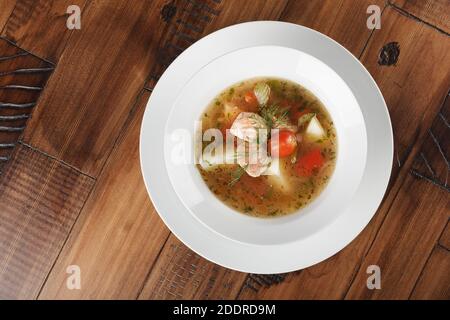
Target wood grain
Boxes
[21,0,171,177]
[202,0,289,35]
[0,143,94,299]
[144,0,220,90]
[410,246,450,300]
[281,0,386,56]
[0,0,16,33]
[409,93,449,191]
[38,90,171,299]
[239,6,450,300]
[344,174,449,299]
[344,95,449,299]
[0,38,53,173]
[391,0,450,34]
[145,0,282,90]
[360,9,450,172]
[138,235,247,300]
[1,0,86,63]
[439,221,450,250]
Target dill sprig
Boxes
[260,104,290,129]
[228,166,246,187]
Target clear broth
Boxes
[197,77,337,217]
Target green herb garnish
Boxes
[228,166,246,187]
[260,104,290,129]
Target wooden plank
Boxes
[410,93,449,191]
[21,0,171,177]
[0,143,94,299]
[138,235,247,300]
[439,221,450,250]
[391,0,450,34]
[1,0,86,63]
[145,0,226,90]
[239,6,450,299]
[410,246,450,300]
[360,9,450,171]
[0,0,16,33]
[145,0,287,90]
[344,175,449,299]
[345,96,449,299]
[281,0,385,56]
[38,90,171,299]
[202,0,289,34]
[0,38,53,173]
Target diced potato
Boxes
[305,115,325,140]
[263,157,280,176]
[264,158,292,192]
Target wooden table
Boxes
[0,0,448,300]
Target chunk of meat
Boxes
[234,139,271,177]
[230,112,268,142]
[243,154,271,177]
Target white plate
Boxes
[164,46,367,245]
[140,21,393,274]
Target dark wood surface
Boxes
[0,0,448,300]
[0,143,94,299]
[1,0,87,63]
[0,38,53,172]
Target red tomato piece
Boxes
[269,130,297,158]
[295,148,325,177]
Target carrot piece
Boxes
[295,148,325,177]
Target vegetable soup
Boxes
[197,77,337,217]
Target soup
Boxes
[197,77,337,217]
